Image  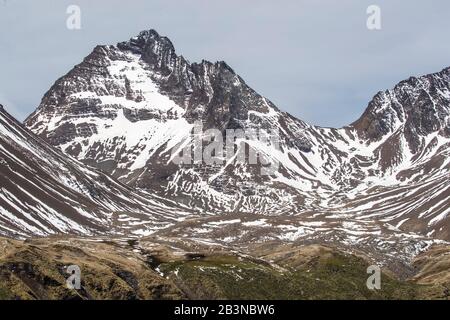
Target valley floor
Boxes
[0,236,448,300]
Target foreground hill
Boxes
[0,236,448,300]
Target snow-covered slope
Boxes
[24,30,450,241]
[0,105,191,238]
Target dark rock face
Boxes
[351,68,450,180]
[26,30,277,148]
[353,69,450,142]
[116,30,273,131]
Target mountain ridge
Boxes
[20,29,450,245]
[0,105,194,238]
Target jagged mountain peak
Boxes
[119,29,176,54]
[118,29,237,71]
[26,28,275,135]
[117,29,178,73]
[351,66,450,142]
[114,29,239,85]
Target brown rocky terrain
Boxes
[0,236,448,300]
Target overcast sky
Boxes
[1,0,450,127]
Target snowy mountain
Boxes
[24,29,450,242]
[0,104,191,238]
